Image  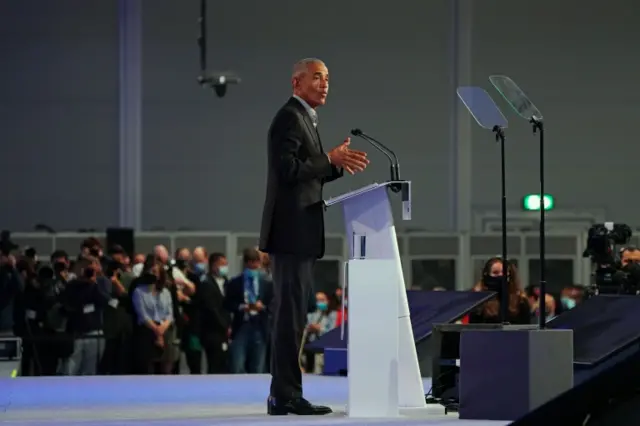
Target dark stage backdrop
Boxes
[1,0,638,232]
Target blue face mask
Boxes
[245,268,259,279]
[194,262,207,274]
[317,301,328,311]
[561,297,576,310]
[218,265,229,277]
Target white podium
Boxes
[324,181,427,418]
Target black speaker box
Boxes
[106,227,134,257]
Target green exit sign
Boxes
[522,194,554,211]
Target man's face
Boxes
[193,248,207,263]
[622,250,640,267]
[316,293,328,305]
[293,61,329,108]
[177,249,191,262]
[213,256,228,274]
[52,256,68,267]
[246,259,261,270]
[155,247,169,264]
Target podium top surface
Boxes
[306,290,495,351]
[323,181,409,207]
[547,295,640,366]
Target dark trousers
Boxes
[270,254,315,400]
[20,329,59,376]
[100,333,133,375]
[202,334,228,374]
[184,347,203,374]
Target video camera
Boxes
[582,222,639,295]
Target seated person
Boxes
[302,292,337,373]
[469,257,530,325]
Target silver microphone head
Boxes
[200,71,241,85]
[198,72,241,98]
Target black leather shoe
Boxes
[267,396,332,415]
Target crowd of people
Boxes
[0,235,589,377]
[463,256,585,325]
[0,237,345,376]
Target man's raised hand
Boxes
[327,138,369,175]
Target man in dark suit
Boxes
[193,252,230,374]
[259,58,369,416]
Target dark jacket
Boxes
[224,273,273,338]
[259,97,342,258]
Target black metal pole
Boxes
[493,125,509,324]
[532,118,546,329]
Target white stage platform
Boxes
[0,374,508,425]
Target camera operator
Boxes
[171,248,196,297]
[0,253,22,334]
[621,246,640,267]
[44,250,76,371]
[12,256,61,375]
[77,237,111,275]
[169,248,197,373]
[100,245,134,374]
[59,257,111,375]
[583,223,637,295]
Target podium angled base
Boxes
[398,406,440,417]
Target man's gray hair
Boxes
[292,58,325,78]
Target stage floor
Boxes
[0,374,508,425]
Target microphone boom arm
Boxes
[351,129,402,189]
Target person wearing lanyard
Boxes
[225,248,273,374]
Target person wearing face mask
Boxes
[131,258,175,374]
[301,292,337,373]
[532,293,557,323]
[560,284,584,311]
[188,252,231,374]
[225,248,273,374]
[171,248,196,297]
[192,246,208,276]
[58,257,111,375]
[469,257,530,325]
[205,252,229,296]
[331,288,348,327]
[561,296,576,310]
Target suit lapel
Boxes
[315,126,325,153]
[289,97,322,152]
[301,112,322,151]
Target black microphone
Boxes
[350,128,401,183]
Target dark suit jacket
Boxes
[194,274,229,339]
[224,274,273,339]
[259,97,343,258]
